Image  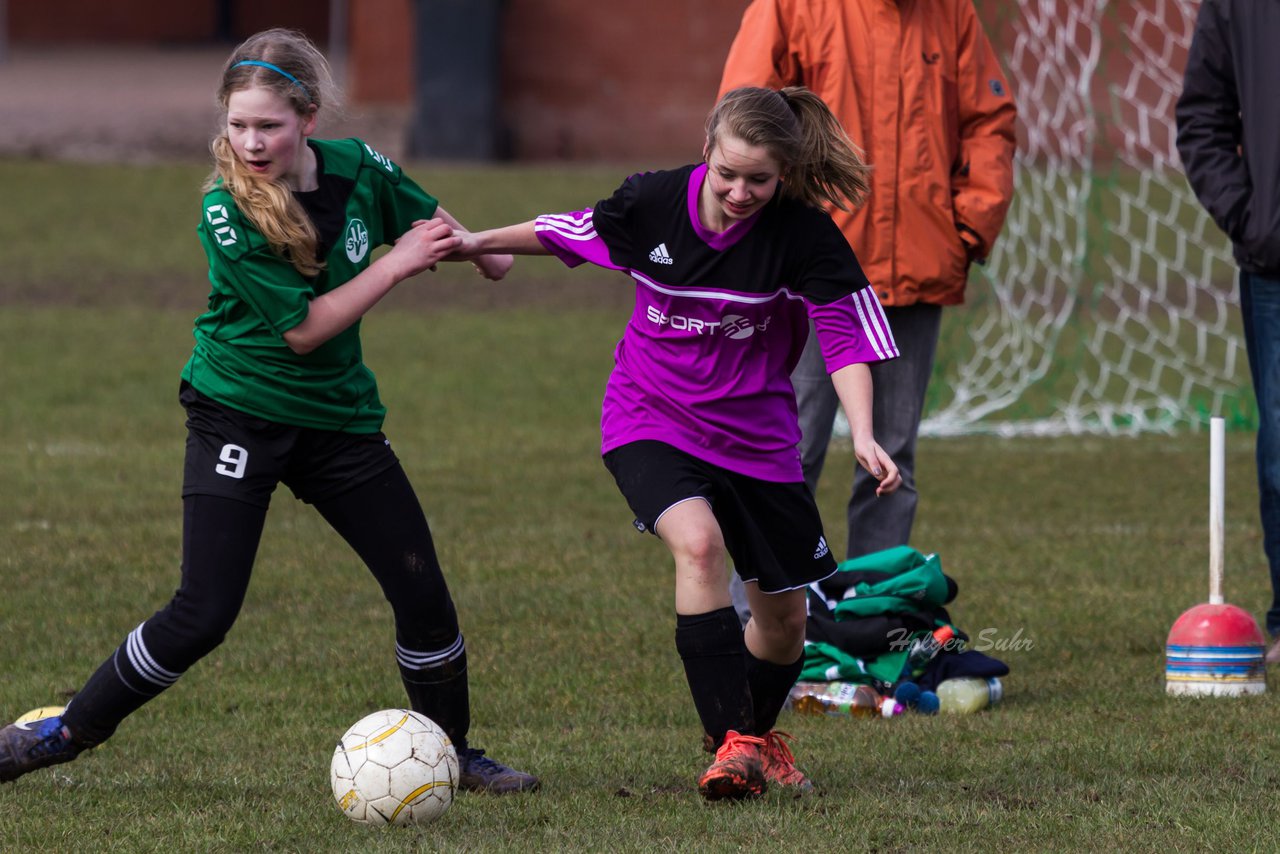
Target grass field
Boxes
[3,160,1280,851]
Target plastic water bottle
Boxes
[787,681,862,716]
[936,676,1004,714]
[902,625,956,678]
[787,682,903,717]
[848,684,905,718]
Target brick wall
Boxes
[12,1,1076,164]
[9,0,328,44]
[347,0,413,103]
[346,0,748,162]
[10,0,220,43]
[496,0,748,162]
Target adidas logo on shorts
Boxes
[813,536,830,559]
[648,243,674,264]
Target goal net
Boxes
[916,0,1252,437]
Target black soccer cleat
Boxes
[456,747,540,794]
[0,715,83,783]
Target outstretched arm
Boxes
[283,218,458,354]
[433,205,515,281]
[830,362,900,496]
[449,221,551,259]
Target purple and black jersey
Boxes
[536,164,897,482]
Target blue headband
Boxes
[232,60,311,100]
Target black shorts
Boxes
[180,382,400,508]
[602,440,837,594]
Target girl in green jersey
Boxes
[0,28,538,795]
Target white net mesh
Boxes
[917,0,1251,436]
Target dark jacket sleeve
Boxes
[1175,0,1249,247]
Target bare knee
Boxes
[657,500,733,612]
[667,526,733,614]
[744,588,808,661]
[669,528,727,582]
[753,606,807,645]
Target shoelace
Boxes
[762,730,797,764]
[716,732,766,760]
[460,748,502,772]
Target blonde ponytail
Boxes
[778,87,870,211]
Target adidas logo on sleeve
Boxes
[648,243,674,264]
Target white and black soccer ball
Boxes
[330,709,458,826]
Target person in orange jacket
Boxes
[719,0,1017,569]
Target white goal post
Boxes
[913,0,1251,437]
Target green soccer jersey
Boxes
[182,138,438,433]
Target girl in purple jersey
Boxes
[453,86,900,800]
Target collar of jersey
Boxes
[687,163,766,252]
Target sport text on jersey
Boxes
[645,305,772,339]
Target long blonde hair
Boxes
[204,29,337,276]
[705,86,871,211]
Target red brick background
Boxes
[4,1,1193,164]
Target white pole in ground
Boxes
[1165,415,1265,696]
[1209,416,1225,605]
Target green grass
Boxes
[4,161,1280,851]
[0,158,627,308]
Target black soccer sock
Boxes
[315,467,472,750]
[399,639,471,752]
[746,651,804,734]
[62,495,266,748]
[61,640,169,748]
[674,607,754,747]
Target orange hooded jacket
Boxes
[719,0,1017,307]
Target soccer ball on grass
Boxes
[330,708,458,825]
[15,705,66,724]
